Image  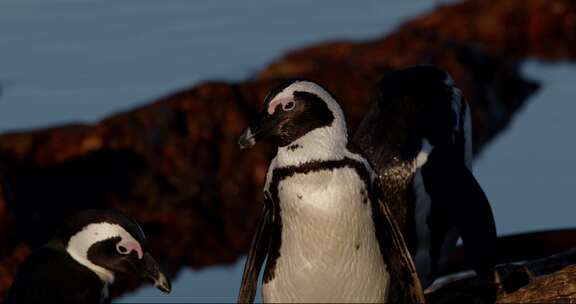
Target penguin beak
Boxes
[239,115,271,149]
[130,252,172,293]
[238,127,257,150]
[239,108,283,149]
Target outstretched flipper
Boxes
[238,201,273,303]
[372,179,426,304]
[422,146,497,280]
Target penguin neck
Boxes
[67,249,116,285]
[64,223,119,285]
[276,123,348,167]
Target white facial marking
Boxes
[415,139,434,168]
[270,81,346,128]
[117,240,143,259]
[270,81,349,167]
[267,97,295,114]
[66,222,143,284]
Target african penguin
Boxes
[6,209,171,304]
[353,65,497,288]
[237,80,423,303]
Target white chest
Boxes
[262,167,389,303]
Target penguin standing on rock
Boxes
[353,65,497,288]
[237,80,424,303]
[6,209,171,304]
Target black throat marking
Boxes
[287,143,302,152]
[263,156,377,283]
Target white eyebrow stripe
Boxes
[268,97,293,114]
[118,239,143,259]
[66,222,142,283]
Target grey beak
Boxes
[137,252,172,293]
[153,271,171,294]
[238,128,256,150]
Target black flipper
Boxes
[372,179,426,304]
[237,200,273,303]
[422,146,497,280]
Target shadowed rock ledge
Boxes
[0,0,575,300]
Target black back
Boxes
[353,65,455,243]
[370,65,456,162]
[353,65,497,286]
[6,246,108,304]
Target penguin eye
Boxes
[117,245,129,255]
[283,101,295,111]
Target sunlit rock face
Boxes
[1,0,575,298]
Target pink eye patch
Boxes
[118,240,143,259]
[267,97,295,115]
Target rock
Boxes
[426,248,576,303]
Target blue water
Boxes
[0,0,440,131]
[1,1,574,303]
[476,61,576,235]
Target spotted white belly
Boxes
[262,167,389,303]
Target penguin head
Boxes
[376,65,470,161]
[53,209,171,293]
[238,80,347,151]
